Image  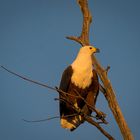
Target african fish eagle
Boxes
[59,46,100,131]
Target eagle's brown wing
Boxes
[59,66,73,116]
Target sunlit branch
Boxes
[1,65,114,139]
[66,0,133,139]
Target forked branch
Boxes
[66,0,92,46]
[67,0,134,140]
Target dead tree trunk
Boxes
[67,0,134,140]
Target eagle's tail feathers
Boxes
[60,115,83,131]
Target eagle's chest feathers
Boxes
[71,55,93,89]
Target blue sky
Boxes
[0,0,140,139]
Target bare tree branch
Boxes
[66,0,134,140]
[67,0,92,46]
[1,65,114,139]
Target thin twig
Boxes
[0,65,79,98]
[106,65,111,74]
[22,116,60,123]
[22,114,78,123]
[1,65,56,90]
[99,84,106,96]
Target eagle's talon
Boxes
[95,111,108,124]
[96,111,106,120]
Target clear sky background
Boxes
[0,0,140,140]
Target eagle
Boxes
[59,46,100,131]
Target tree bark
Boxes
[67,0,134,139]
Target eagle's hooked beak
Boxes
[95,48,100,53]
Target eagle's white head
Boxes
[78,46,100,56]
[72,46,99,67]
[71,46,99,89]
